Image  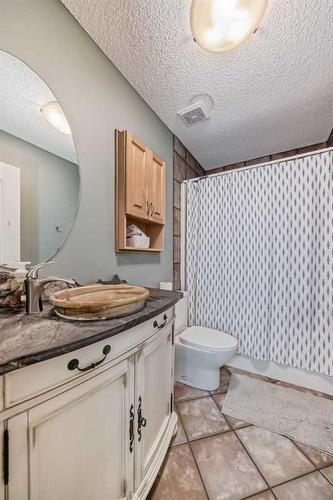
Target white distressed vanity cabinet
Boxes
[0,308,177,500]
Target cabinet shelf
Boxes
[119,247,163,253]
[128,212,165,226]
[115,130,165,253]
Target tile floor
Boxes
[149,369,333,500]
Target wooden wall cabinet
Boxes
[116,130,165,252]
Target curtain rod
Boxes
[183,146,333,184]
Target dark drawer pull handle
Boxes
[153,314,167,329]
[67,345,111,372]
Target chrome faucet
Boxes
[25,262,78,314]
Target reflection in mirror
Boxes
[0,50,79,266]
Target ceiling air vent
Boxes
[178,102,209,127]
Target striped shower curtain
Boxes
[184,150,333,376]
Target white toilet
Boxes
[174,294,238,391]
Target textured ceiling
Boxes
[61,0,333,169]
[0,51,77,164]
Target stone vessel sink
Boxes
[49,284,150,321]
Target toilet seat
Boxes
[179,326,237,352]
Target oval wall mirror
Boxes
[0,50,80,266]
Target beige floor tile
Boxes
[236,427,314,486]
[210,367,231,394]
[177,396,230,440]
[212,393,249,429]
[174,382,210,403]
[170,417,187,446]
[226,415,250,430]
[247,491,276,500]
[149,443,207,500]
[191,431,267,500]
[273,471,333,500]
[294,442,333,468]
[321,465,333,485]
[212,392,227,408]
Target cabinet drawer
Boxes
[4,308,174,408]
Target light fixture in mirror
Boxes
[0,50,80,267]
[190,0,267,53]
[41,101,72,135]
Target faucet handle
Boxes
[26,261,55,279]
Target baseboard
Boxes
[227,354,333,397]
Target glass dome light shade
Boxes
[190,0,267,53]
[41,101,72,135]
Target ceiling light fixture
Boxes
[41,101,71,135]
[190,0,267,53]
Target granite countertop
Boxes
[0,288,182,375]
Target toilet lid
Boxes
[179,326,237,352]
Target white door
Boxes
[134,324,174,487]
[7,359,134,500]
[0,162,20,263]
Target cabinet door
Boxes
[134,324,174,487]
[7,359,134,500]
[146,153,165,224]
[7,412,28,500]
[0,421,5,500]
[125,132,149,220]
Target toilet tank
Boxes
[175,292,188,334]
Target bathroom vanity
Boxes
[0,288,181,500]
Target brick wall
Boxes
[208,141,329,175]
[328,129,333,147]
[173,136,205,289]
